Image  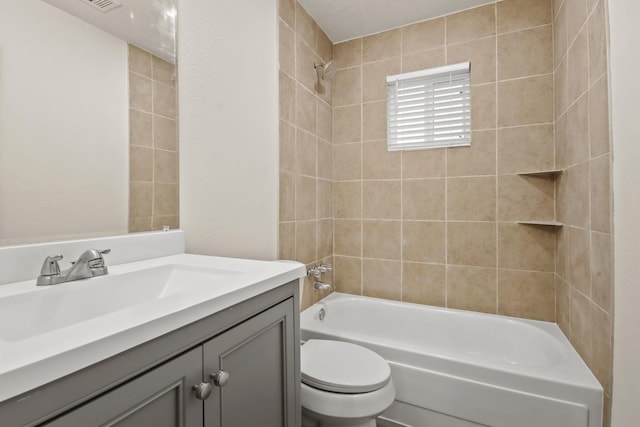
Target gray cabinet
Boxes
[0,281,300,427]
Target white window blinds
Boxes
[386,62,471,151]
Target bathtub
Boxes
[300,293,603,427]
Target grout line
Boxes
[494,3,500,315]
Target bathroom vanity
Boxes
[0,231,305,427]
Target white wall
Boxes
[0,0,129,246]
[178,0,279,260]
[609,0,640,425]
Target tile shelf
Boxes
[516,169,564,228]
[516,221,564,227]
[517,169,563,178]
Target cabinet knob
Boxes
[193,382,214,400]
[211,370,230,387]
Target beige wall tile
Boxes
[129,216,152,233]
[154,149,178,184]
[153,216,178,231]
[498,223,555,271]
[317,179,333,219]
[129,45,152,77]
[153,116,177,151]
[403,221,446,263]
[498,75,553,127]
[363,29,401,63]
[554,1,568,68]
[279,172,295,221]
[564,162,590,228]
[588,0,607,84]
[472,84,497,130]
[130,145,153,182]
[363,58,400,102]
[334,39,363,68]
[363,259,401,300]
[295,84,317,133]
[447,266,497,313]
[334,181,361,218]
[589,76,610,157]
[556,226,569,279]
[567,27,589,105]
[591,304,612,392]
[295,4,317,48]
[556,275,571,334]
[362,101,387,141]
[334,256,362,294]
[591,154,611,233]
[447,130,497,176]
[279,72,296,125]
[562,94,589,167]
[497,0,552,33]
[295,175,316,220]
[570,286,592,362]
[130,182,153,218]
[403,179,446,220]
[279,20,295,77]
[317,28,333,63]
[317,219,333,259]
[566,0,587,44]
[151,57,175,87]
[153,183,178,216]
[317,140,332,180]
[446,4,496,45]
[279,222,295,260]
[555,57,569,119]
[402,262,446,306]
[402,47,446,73]
[129,73,152,112]
[363,141,401,179]
[296,36,319,91]
[402,149,446,178]
[498,269,555,321]
[130,109,153,147]
[295,220,317,264]
[498,125,554,174]
[296,129,317,176]
[279,121,296,173]
[279,0,295,28]
[448,222,497,267]
[498,175,555,221]
[498,26,553,80]
[363,220,401,260]
[333,67,361,107]
[402,18,445,53]
[334,220,362,256]
[448,177,496,221]
[448,37,496,85]
[333,143,361,181]
[591,231,612,312]
[333,105,362,143]
[317,100,333,142]
[363,180,401,219]
[152,81,176,119]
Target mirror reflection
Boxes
[0,0,179,247]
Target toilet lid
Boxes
[301,340,391,393]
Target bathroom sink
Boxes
[0,264,242,342]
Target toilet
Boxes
[300,339,396,427]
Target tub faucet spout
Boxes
[313,280,333,291]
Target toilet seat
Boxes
[301,339,391,393]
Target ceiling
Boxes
[297,0,501,43]
[42,0,176,63]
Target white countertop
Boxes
[0,253,305,402]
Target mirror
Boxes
[0,0,178,247]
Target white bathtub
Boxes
[300,293,603,427]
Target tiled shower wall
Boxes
[332,0,559,321]
[553,0,613,422]
[128,45,179,233]
[278,0,335,308]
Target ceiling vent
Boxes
[81,0,122,13]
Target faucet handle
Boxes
[318,263,333,273]
[40,255,63,276]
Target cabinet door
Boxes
[203,299,297,427]
[43,348,203,427]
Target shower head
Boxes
[314,60,338,83]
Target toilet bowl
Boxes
[300,339,396,427]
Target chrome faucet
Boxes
[36,249,111,286]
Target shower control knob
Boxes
[193,382,214,400]
[211,370,230,387]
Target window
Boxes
[386,62,471,151]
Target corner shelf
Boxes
[517,169,563,178]
[516,221,564,228]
